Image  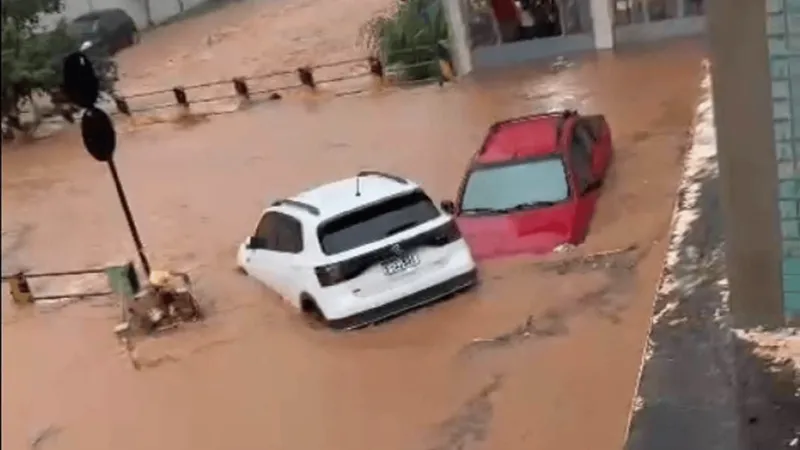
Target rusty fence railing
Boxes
[99,46,454,119]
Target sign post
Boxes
[63,52,152,276]
[106,159,150,275]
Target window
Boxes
[573,122,595,155]
[254,212,278,245]
[570,126,594,192]
[460,157,570,213]
[274,214,304,253]
[464,0,501,47]
[647,0,677,21]
[67,19,101,39]
[614,0,703,25]
[560,0,592,35]
[683,0,704,16]
[613,0,646,25]
[318,190,441,255]
[254,212,304,253]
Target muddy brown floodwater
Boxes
[1,1,705,447]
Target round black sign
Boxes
[81,107,116,162]
[62,52,100,109]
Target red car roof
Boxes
[474,113,564,164]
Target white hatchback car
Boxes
[237,170,478,330]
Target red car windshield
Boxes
[460,157,570,214]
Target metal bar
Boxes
[248,68,296,80]
[1,267,108,280]
[107,159,151,276]
[129,102,181,113]
[124,87,176,100]
[33,291,113,301]
[312,57,367,70]
[315,72,371,85]
[180,93,241,105]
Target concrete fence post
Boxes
[233,77,250,101]
[9,272,34,305]
[297,67,316,90]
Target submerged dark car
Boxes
[67,8,140,56]
[45,9,138,90]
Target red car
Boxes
[440,110,613,260]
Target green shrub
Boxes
[359,0,450,81]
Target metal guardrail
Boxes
[98,46,454,119]
[1,262,139,305]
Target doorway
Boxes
[467,0,596,69]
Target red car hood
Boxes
[456,203,576,260]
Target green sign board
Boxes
[104,262,140,298]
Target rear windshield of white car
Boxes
[318,190,440,255]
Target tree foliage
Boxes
[1,0,116,137]
[359,0,449,80]
[2,0,71,130]
[1,0,64,27]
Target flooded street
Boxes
[2,1,705,448]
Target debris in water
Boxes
[536,244,641,275]
[30,424,61,449]
[551,56,573,71]
[428,375,503,450]
[117,332,141,370]
[553,243,576,253]
[463,281,629,357]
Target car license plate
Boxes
[381,252,420,276]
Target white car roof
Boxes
[273,173,420,221]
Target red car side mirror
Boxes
[440,200,456,215]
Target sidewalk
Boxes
[625,71,800,450]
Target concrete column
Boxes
[442,0,474,76]
[707,0,785,327]
[590,0,615,50]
